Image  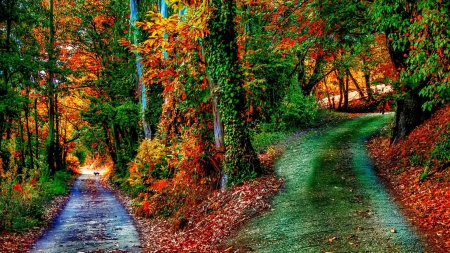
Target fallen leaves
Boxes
[367,103,450,252]
[108,175,284,252]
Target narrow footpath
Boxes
[225,114,427,252]
[30,174,141,253]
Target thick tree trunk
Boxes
[205,0,261,185]
[386,39,430,142]
[392,93,430,143]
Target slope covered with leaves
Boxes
[368,103,450,252]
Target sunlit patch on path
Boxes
[225,114,426,252]
[31,174,140,253]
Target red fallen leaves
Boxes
[133,175,284,252]
[0,230,35,253]
[367,103,450,253]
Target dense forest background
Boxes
[1,0,450,231]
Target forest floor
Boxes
[368,103,450,252]
[223,114,426,252]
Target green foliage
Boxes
[371,0,450,110]
[409,154,423,166]
[72,147,88,167]
[430,134,450,165]
[0,168,72,231]
[280,85,318,130]
[251,126,287,153]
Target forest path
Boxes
[30,174,141,253]
[225,114,426,252]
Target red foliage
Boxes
[368,103,450,252]
[13,183,22,192]
[150,179,169,193]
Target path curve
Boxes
[31,174,141,253]
[226,114,426,252]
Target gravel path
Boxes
[30,174,141,253]
[225,114,427,252]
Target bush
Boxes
[279,84,318,130]
[430,134,450,166]
[0,168,72,231]
[251,125,287,153]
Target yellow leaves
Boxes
[118,38,131,47]
[139,0,211,53]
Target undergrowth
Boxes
[0,168,72,231]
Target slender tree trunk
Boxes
[18,115,26,172]
[336,70,344,110]
[323,78,333,109]
[55,93,61,170]
[24,96,34,170]
[47,0,56,175]
[343,72,349,111]
[348,71,365,99]
[34,98,39,162]
[364,72,372,102]
[130,0,151,139]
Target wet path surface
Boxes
[226,115,426,252]
[31,174,141,253]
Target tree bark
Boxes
[47,0,56,175]
[348,71,365,99]
[386,39,430,142]
[205,0,261,185]
[392,92,430,143]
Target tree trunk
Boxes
[24,96,34,170]
[386,40,430,142]
[34,98,39,162]
[205,0,261,185]
[364,71,372,102]
[392,92,430,143]
[47,0,56,175]
[343,72,349,111]
[301,55,324,96]
[130,0,151,139]
[348,71,365,99]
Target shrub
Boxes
[0,168,72,231]
[128,129,213,221]
[430,134,450,166]
[279,84,318,130]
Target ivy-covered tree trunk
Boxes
[205,0,261,185]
